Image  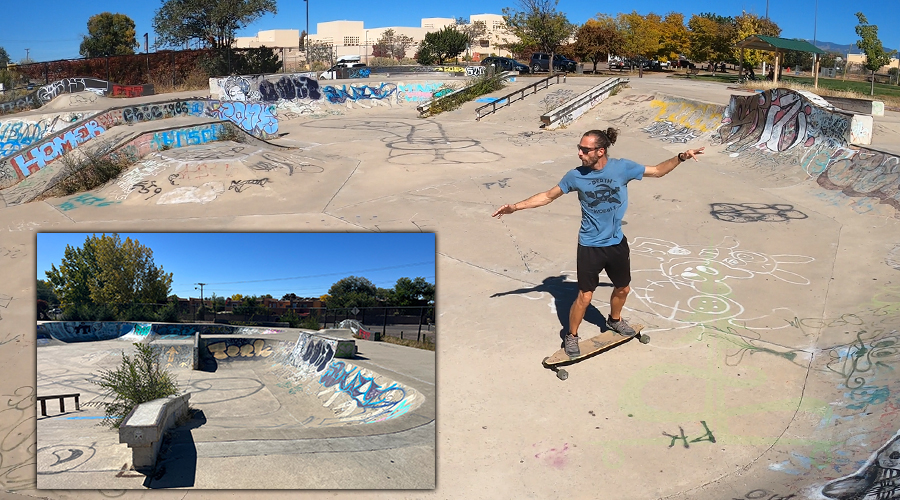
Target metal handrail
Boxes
[475,72,567,121]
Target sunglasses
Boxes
[577,145,602,154]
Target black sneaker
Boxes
[607,316,636,337]
[564,333,580,357]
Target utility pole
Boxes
[195,283,206,320]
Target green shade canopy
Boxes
[736,35,826,54]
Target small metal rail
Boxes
[37,393,81,416]
[475,72,567,121]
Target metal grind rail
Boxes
[475,73,567,121]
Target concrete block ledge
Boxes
[541,77,628,130]
[119,393,191,472]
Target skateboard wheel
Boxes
[639,334,650,344]
[557,369,568,381]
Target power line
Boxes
[174,261,434,287]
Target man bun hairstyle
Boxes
[584,127,619,150]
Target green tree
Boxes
[732,12,781,69]
[392,277,435,307]
[0,47,10,66]
[152,0,277,49]
[36,280,59,305]
[44,234,173,315]
[79,12,138,58]
[503,0,575,62]
[855,12,896,95]
[417,26,468,65]
[573,16,623,72]
[233,295,267,318]
[326,276,379,309]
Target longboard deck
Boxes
[544,325,645,367]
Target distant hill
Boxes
[806,39,897,56]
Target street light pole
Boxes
[303,0,310,68]
[195,283,206,320]
[365,29,369,64]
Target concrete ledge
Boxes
[826,96,885,117]
[417,71,512,115]
[541,77,628,130]
[119,393,190,472]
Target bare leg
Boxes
[609,286,630,320]
[568,290,593,336]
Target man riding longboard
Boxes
[492,128,704,360]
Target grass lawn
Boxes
[676,71,900,107]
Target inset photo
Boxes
[35,232,435,489]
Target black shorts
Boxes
[576,237,631,292]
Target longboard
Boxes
[542,325,647,380]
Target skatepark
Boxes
[1,68,900,498]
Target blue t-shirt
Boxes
[558,158,645,247]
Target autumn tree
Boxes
[372,29,415,61]
[152,0,277,49]
[616,11,662,61]
[45,234,173,315]
[732,12,781,69]
[658,13,690,63]
[687,13,735,67]
[503,0,575,62]
[455,17,488,59]
[79,12,138,57]
[573,16,623,72]
[855,12,895,95]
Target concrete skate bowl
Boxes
[585,86,900,500]
[0,97,284,207]
[37,321,430,433]
[0,77,154,115]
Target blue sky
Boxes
[36,233,436,300]
[1,0,895,63]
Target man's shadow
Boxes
[490,275,612,347]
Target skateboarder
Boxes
[491,128,704,357]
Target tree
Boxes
[37,280,58,305]
[855,12,896,95]
[503,0,575,63]
[658,13,691,63]
[687,14,735,67]
[44,234,173,315]
[233,295,267,318]
[282,293,299,301]
[573,16,623,72]
[372,29,415,61]
[616,11,662,62]
[152,0,277,50]
[731,12,781,69]
[392,277,435,307]
[455,17,488,59]
[79,12,138,58]
[0,47,10,66]
[417,26,468,65]
[326,276,378,309]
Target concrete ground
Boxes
[1,70,899,499]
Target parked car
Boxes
[530,52,577,73]
[649,59,671,70]
[319,55,367,80]
[608,59,626,70]
[481,56,530,73]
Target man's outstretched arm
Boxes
[492,185,564,218]
[644,147,705,178]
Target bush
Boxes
[89,343,180,428]
[300,314,321,330]
[157,302,180,323]
[278,310,302,328]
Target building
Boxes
[234,13,516,67]
[845,53,899,73]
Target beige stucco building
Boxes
[846,53,899,72]
[235,13,515,66]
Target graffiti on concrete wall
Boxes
[817,150,900,213]
[7,120,105,180]
[207,338,274,360]
[289,335,337,374]
[0,118,59,160]
[719,89,851,154]
[397,83,449,103]
[37,78,110,103]
[318,360,419,423]
[322,83,397,107]
[205,101,278,137]
[151,123,225,151]
[820,431,900,499]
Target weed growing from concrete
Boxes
[422,72,506,117]
[88,343,180,428]
[42,142,134,198]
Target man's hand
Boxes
[682,147,705,161]
[492,204,516,219]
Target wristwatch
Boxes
[677,152,687,162]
